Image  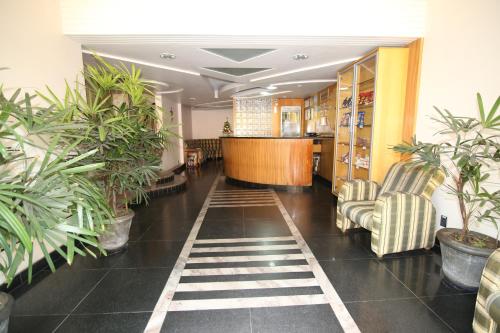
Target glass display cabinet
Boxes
[332,47,410,194]
[351,55,376,181]
[334,66,355,191]
[280,105,302,137]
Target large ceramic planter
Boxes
[0,292,14,333]
[98,210,134,252]
[437,228,496,289]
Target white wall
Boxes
[417,0,500,238]
[191,109,232,139]
[0,0,83,284]
[0,0,83,96]
[59,0,425,37]
[181,105,193,140]
[160,96,184,170]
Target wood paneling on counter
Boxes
[318,138,334,181]
[221,138,313,186]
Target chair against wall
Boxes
[473,249,500,333]
[336,162,445,257]
[184,139,222,161]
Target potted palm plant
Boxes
[393,93,499,289]
[0,88,111,332]
[39,56,170,251]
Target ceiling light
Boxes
[158,88,184,94]
[260,91,271,96]
[270,79,337,86]
[297,84,302,87]
[147,80,170,88]
[194,99,233,107]
[189,97,196,100]
[160,52,176,60]
[292,54,309,61]
[82,50,200,76]
[266,85,278,90]
[250,57,359,82]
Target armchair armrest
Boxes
[371,191,436,257]
[336,180,380,232]
[338,180,380,202]
[486,291,500,327]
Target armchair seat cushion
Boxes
[340,201,375,230]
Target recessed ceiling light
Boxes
[266,85,278,90]
[82,50,200,76]
[189,97,196,100]
[160,52,176,60]
[292,54,309,61]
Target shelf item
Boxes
[333,47,411,194]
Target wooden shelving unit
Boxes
[333,47,410,194]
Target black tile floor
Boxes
[8,161,475,332]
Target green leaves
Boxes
[392,93,500,242]
[477,93,500,129]
[0,88,111,286]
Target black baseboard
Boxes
[0,246,68,295]
[225,177,312,192]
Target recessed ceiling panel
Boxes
[202,48,275,62]
[203,67,271,77]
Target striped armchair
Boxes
[336,162,445,257]
[473,249,500,333]
[185,139,222,160]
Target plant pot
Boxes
[98,210,135,252]
[437,228,496,289]
[0,292,14,333]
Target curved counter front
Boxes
[221,137,313,187]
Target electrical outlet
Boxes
[440,215,447,227]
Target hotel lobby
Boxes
[0,1,499,332]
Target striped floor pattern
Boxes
[145,176,360,333]
[208,189,276,207]
[169,236,328,311]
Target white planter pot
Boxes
[98,210,134,252]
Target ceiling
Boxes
[81,38,415,109]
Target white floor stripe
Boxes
[194,236,295,244]
[146,175,360,333]
[176,278,319,292]
[211,195,274,198]
[169,294,329,311]
[214,189,272,192]
[211,198,275,202]
[190,244,299,253]
[144,173,221,333]
[211,196,274,199]
[271,191,361,333]
[187,254,305,264]
[182,265,311,276]
[210,203,276,208]
[210,196,274,200]
[212,192,274,196]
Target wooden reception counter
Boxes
[220,137,313,187]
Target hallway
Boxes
[9,162,476,332]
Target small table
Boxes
[184,148,204,168]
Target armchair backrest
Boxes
[378,162,445,200]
